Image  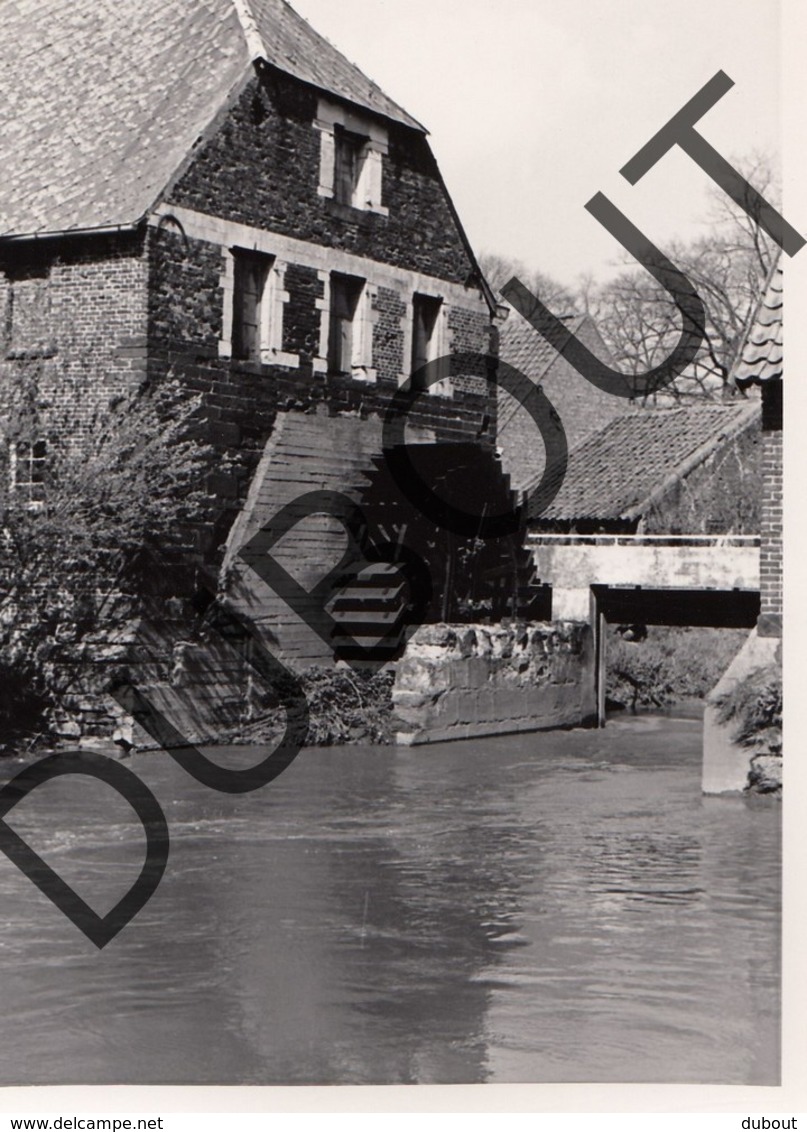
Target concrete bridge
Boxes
[526,533,760,725]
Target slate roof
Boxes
[534,401,760,524]
[733,257,783,387]
[0,0,423,239]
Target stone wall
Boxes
[393,621,596,745]
[145,219,494,520]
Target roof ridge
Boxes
[232,0,266,61]
[0,0,427,237]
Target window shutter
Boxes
[233,253,270,361]
[329,275,364,373]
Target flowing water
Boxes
[0,711,780,1086]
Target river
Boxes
[0,710,780,1086]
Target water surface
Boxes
[0,712,780,1085]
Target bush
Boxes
[237,666,397,747]
[714,665,782,751]
[0,375,219,742]
[606,625,749,711]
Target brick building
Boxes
[0,0,508,708]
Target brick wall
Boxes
[146,224,494,547]
[372,285,406,377]
[759,382,782,636]
[0,232,148,443]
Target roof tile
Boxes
[534,402,760,524]
[733,258,783,386]
[501,310,586,384]
[248,0,423,131]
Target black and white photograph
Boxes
[0,0,800,1109]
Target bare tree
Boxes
[478,252,578,313]
[583,154,779,403]
[483,154,779,404]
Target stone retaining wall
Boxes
[393,621,596,745]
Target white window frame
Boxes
[9,438,47,510]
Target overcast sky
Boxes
[290,0,782,287]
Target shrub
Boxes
[606,626,750,711]
[237,666,397,747]
[714,665,782,751]
[0,376,220,742]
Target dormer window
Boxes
[316,99,388,216]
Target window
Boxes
[232,250,274,362]
[411,294,447,393]
[219,247,294,367]
[328,274,365,375]
[334,125,368,207]
[4,269,52,357]
[10,439,47,505]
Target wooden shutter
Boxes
[329,275,363,374]
[334,127,366,205]
[411,295,441,388]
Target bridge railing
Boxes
[525,533,760,549]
